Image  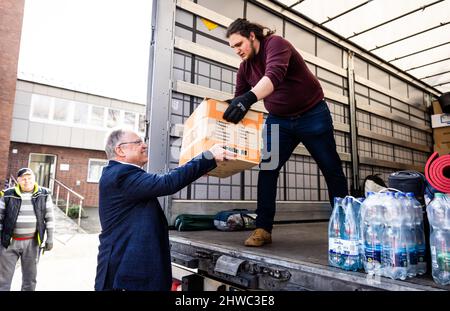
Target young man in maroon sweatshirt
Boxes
[224,18,348,247]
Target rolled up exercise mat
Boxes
[425,152,450,193]
[388,171,424,196]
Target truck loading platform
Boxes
[169,222,449,291]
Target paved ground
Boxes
[79,206,102,233]
[11,207,100,291]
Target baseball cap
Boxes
[17,168,34,178]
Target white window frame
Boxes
[87,158,108,183]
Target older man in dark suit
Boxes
[94,128,234,291]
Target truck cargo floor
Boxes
[170,222,449,291]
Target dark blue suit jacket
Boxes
[94,152,216,291]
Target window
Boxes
[138,114,146,133]
[31,94,52,119]
[107,108,120,128]
[90,106,105,127]
[30,93,143,132]
[74,102,89,124]
[53,98,71,122]
[124,111,136,128]
[87,159,108,183]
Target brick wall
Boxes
[0,0,25,181]
[8,142,106,207]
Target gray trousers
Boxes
[0,238,39,291]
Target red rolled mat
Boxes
[425,152,450,193]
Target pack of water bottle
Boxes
[328,190,428,280]
[426,193,450,286]
[328,196,364,272]
[361,191,428,280]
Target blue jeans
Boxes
[256,99,348,232]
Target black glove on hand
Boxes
[44,242,53,251]
[223,91,257,124]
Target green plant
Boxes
[66,204,88,219]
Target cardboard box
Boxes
[433,126,450,155]
[434,142,450,156]
[431,113,450,129]
[179,98,263,178]
[432,100,443,114]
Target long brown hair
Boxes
[226,18,275,40]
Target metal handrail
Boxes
[8,175,18,188]
[51,178,84,200]
[50,177,85,228]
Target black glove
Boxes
[223,91,257,124]
[44,242,53,251]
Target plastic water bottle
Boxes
[362,192,384,275]
[360,192,375,228]
[353,197,364,225]
[407,192,427,275]
[430,229,450,285]
[398,192,417,278]
[329,197,344,269]
[382,192,408,280]
[355,197,365,270]
[427,193,450,285]
[341,197,360,271]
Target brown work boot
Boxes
[244,228,272,247]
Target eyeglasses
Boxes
[117,139,145,147]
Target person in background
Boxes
[224,18,348,247]
[95,128,235,291]
[0,168,55,291]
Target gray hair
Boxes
[105,129,126,159]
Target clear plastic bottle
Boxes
[341,197,360,271]
[360,192,375,228]
[382,192,408,280]
[353,197,364,225]
[427,193,450,285]
[399,192,417,278]
[362,192,385,275]
[406,192,426,275]
[431,229,450,285]
[355,197,365,270]
[329,197,344,269]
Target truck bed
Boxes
[169,222,449,291]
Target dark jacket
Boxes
[1,184,50,248]
[94,152,217,291]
